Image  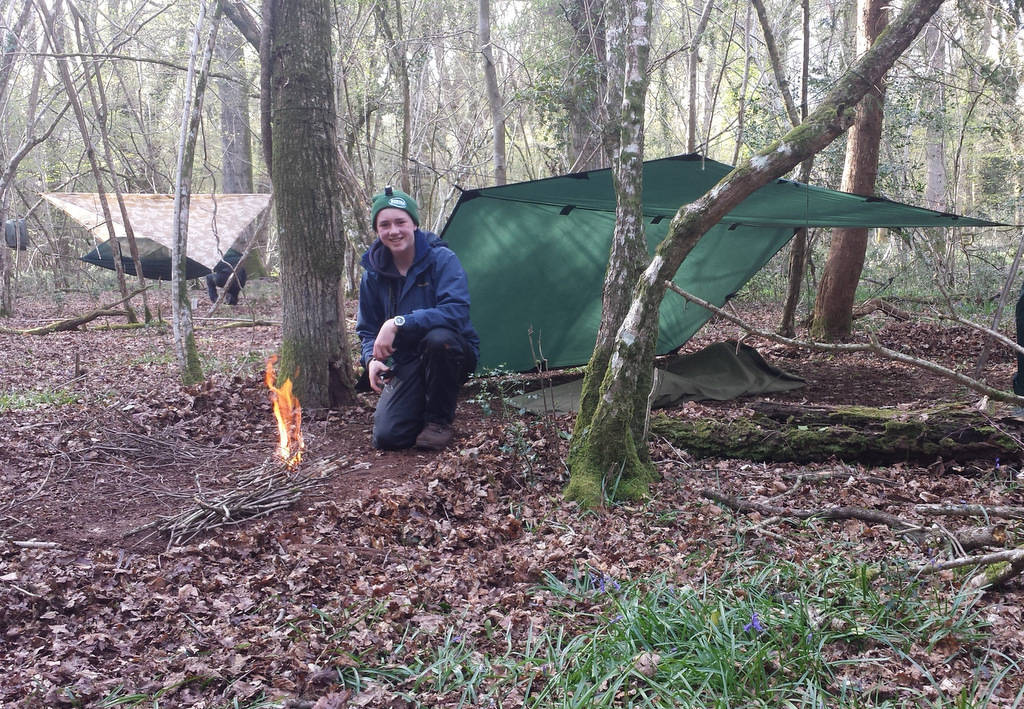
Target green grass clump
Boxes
[0,387,80,411]
[334,555,1014,707]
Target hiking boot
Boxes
[415,422,453,450]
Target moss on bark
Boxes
[567,325,658,507]
[566,400,655,508]
[651,403,1021,465]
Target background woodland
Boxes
[1,0,1022,308]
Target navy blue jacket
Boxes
[356,229,480,368]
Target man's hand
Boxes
[372,318,400,360]
[367,358,392,393]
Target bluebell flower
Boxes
[744,612,766,634]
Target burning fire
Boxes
[264,355,303,469]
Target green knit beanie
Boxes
[370,187,420,231]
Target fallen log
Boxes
[853,297,914,321]
[651,402,1022,466]
[0,309,126,334]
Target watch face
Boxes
[394,315,405,327]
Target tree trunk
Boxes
[731,3,752,166]
[567,0,655,506]
[566,0,944,508]
[0,235,9,316]
[0,0,33,316]
[751,0,813,338]
[41,0,138,323]
[652,402,1022,466]
[564,0,608,171]
[72,5,153,321]
[268,0,356,411]
[217,26,254,194]
[811,0,888,342]
[686,0,715,153]
[171,3,219,385]
[922,17,946,213]
[374,1,411,192]
[478,0,506,185]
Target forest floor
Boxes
[1,282,1022,707]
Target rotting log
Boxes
[651,402,1022,465]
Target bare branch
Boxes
[664,281,1024,407]
[916,504,1024,520]
[914,547,1024,574]
[700,487,926,540]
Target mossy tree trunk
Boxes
[266,0,356,411]
[567,0,945,508]
[567,0,655,507]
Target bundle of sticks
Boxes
[132,454,343,548]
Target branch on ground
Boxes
[852,297,914,321]
[915,504,1024,520]
[913,547,1024,590]
[0,288,150,334]
[700,487,926,542]
[704,488,1014,566]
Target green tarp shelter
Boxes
[440,154,1003,372]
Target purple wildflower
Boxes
[744,612,766,634]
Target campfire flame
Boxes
[264,355,303,469]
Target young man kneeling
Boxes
[356,188,479,450]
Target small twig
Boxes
[132,455,346,547]
[11,540,59,549]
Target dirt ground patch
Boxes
[1,288,1022,706]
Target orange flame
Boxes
[264,355,303,469]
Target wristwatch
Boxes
[393,315,406,327]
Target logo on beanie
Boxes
[389,197,408,209]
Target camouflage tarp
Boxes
[43,193,272,275]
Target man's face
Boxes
[375,207,416,256]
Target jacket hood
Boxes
[361,229,445,277]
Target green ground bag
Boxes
[509,341,805,414]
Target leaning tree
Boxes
[566,0,947,508]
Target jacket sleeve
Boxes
[355,273,384,365]
[402,248,472,335]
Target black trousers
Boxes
[206,266,247,305]
[373,327,476,450]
